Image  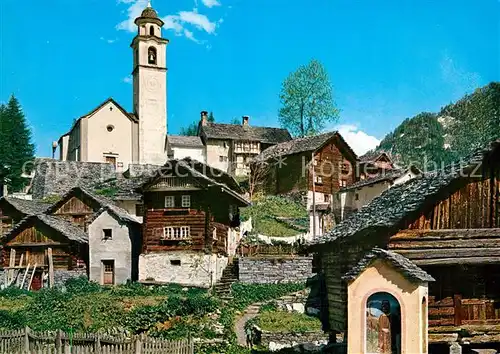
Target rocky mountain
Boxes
[374,82,500,170]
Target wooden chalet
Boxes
[358,150,396,179]
[139,158,250,287]
[0,197,50,237]
[255,131,358,236]
[309,139,500,351]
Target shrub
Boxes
[0,286,31,299]
[64,277,101,295]
[0,310,26,329]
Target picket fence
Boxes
[0,327,194,354]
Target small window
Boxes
[107,125,114,132]
[355,193,359,201]
[103,229,112,239]
[135,204,144,217]
[340,180,347,188]
[149,26,155,36]
[213,227,217,240]
[181,195,191,208]
[165,196,175,208]
[315,176,323,184]
[170,260,181,266]
[324,194,330,203]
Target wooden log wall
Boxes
[142,209,207,253]
[210,221,229,255]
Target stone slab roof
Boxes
[167,135,204,148]
[200,123,292,144]
[7,214,88,244]
[46,187,139,225]
[342,248,435,283]
[359,150,393,163]
[1,197,51,216]
[310,139,500,246]
[341,167,419,192]
[256,131,357,162]
[142,157,250,206]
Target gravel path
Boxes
[234,304,261,346]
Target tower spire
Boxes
[147,0,152,8]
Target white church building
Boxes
[57,3,169,169]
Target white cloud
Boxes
[178,10,217,34]
[116,1,218,45]
[335,124,380,156]
[201,0,221,8]
[100,36,117,44]
[116,0,148,33]
[123,76,133,84]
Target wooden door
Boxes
[31,271,43,291]
[102,260,114,285]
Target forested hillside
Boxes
[375,82,500,170]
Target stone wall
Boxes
[258,330,328,352]
[139,252,228,288]
[31,159,116,199]
[239,256,313,284]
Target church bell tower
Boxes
[132,1,168,165]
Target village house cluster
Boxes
[1,2,499,353]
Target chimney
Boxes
[242,115,249,126]
[200,111,208,126]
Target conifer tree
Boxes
[0,96,35,192]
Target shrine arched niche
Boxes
[366,292,401,354]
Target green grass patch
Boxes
[255,311,322,333]
[240,196,307,237]
[231,282,306,311]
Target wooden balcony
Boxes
[148,177,201,191]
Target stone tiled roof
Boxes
[310,139,500,246]
[342,248,435,283]
[46,187,139,225]
[142,158,250,206]
[200,123,292,144]
[360,150,392,163]
[141,6,158,19]
[167,135,204,148]
[1,197,51,216]
[7,214,88,244]
[341,167,419,192]
[256,131,357,162]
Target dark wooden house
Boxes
[2,214,88,290]
[255,131,358,236]
[139,158,250,288]
[309,139,500,351]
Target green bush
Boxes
[259,301,278,313]
[0,286,31,299]
[64,277,101,295]
[0,310,26,329]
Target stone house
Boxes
[166,135,206,163]
[334,166,421,221]
[308,139,500,352]
[198,112,292,177]
[139,158,250,288]
[255,131,358,236]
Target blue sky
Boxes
[0,0,498,157]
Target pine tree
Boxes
[0,96,35,192]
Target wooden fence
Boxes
[0,327,194,354]
[237,243,299,257]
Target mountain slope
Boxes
[374,82,500,169]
